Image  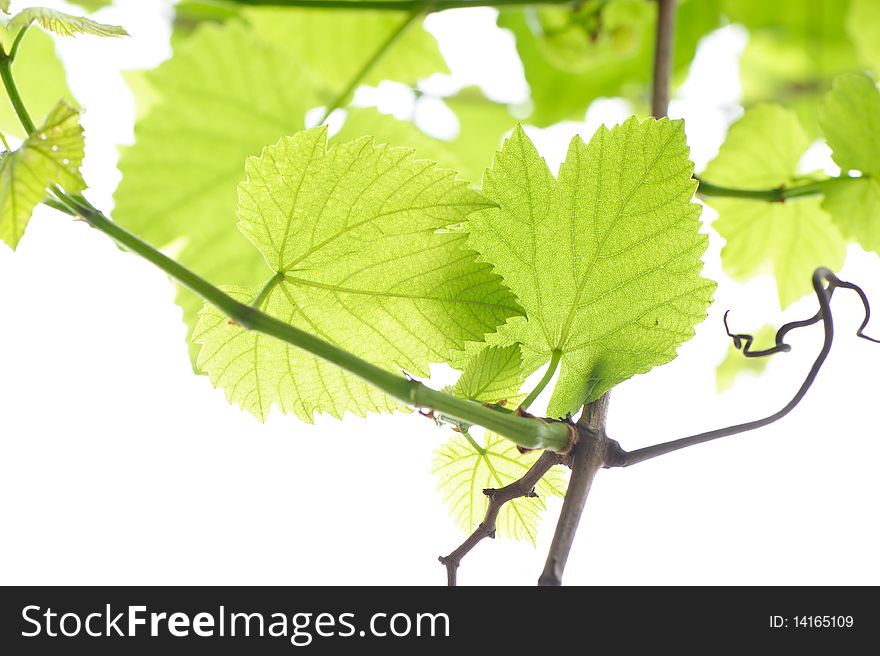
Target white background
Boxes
[1,1,878,586]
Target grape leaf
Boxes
[0,26,72,140]
[114,21,319,365]
[715,325,775,393]
[242,6,446,103]
[193,127,521,421]
[453,344,524,404]
[0,101,84,250]
[433,432,567,543]
[702,105,845,306]
[468,119,714,418]
[819,74,880,254]
[847,0,880,74]
[821,74,880,174]
[10,8,128,37]
[0,1,9,14]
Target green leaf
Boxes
[443,87,516,182]
[453,344,524,405]
[0,26,73,140]
[10,8,128,37]
[468,119,714,417]
[194,127,521,421]
[702,105,846,306]
[433,432,567,543]
[818,75,880,254]
[0,1,10,15]
[242,6,446,103]
[0,101,84,249]
[820,74,880,174]
[822,178,880,253]
[712,197,845,307]
[847,0,880,74]
[814,75,880,254]
[113,21,320,366]
[715,325,775,393]
[499,0,721,126]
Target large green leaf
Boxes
[702,105,846,306]
[194,128,520,421]
[0,102,84,249]
[0,26,72,140]
[433,431,567,543]
[113,21,319,364]
[468,119,714,417]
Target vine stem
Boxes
[232,0,576,11]
[0,39,574,454]
[696,176,861,202]
[538,393,610,586]
[519,348,561,411]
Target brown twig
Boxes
[651,0,676,117]
[538,393,611,586]
[439,450,565,586]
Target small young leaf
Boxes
[702,105,846,306]
[0,1,10,15]
[820,74,880,253]
[10,8,128,38]
[0,101,84,249]
[433,432,567,543]
[194,128,520,421]
[468,119,714,417]
[453,344,524,404]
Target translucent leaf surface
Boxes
[194,128,521,421]
[0,102,84,249]
[468,119,714,417]
[702,105,846,305]
[10,8,128,37]
[433,432,567,543]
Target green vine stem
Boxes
[519,348,561,411]
[0,39,573,453]
[696,176,862,202]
